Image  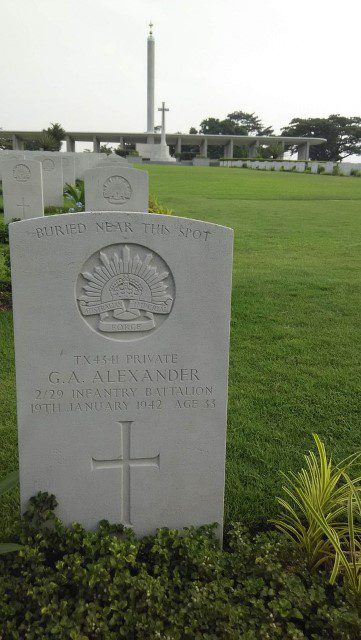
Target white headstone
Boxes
[61,155,76,186]
[10,211,233,538]
[296,162,305,172]
[2,158,44,222]
[0,151,25,180]
[26,154,63,206]
[339,163,352,176]
[324,162,334,174]
[310,163,318,174]
[84,166,148,212]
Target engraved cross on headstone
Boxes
[16,198,30,217]
[91,420,160,527]
[158,102,169,145]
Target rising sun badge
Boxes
[77,244,174,338]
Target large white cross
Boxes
[91,420,160,527]
[158,102,169,145]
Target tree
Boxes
[25,122,66,151]
[0,135,12,150]
[191,110,275,158]
[100,144,113,155]
[189,127,198,134]
[44,123,66,150]
[227,111,274,136]
[281,115,361,161]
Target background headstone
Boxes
[10,211,233,538]
[0,151,25,180]
[84,166,148,212]
[324,162,334,174]
[2,158,44,222]
[61,155,76,186]
[25,153,63,206]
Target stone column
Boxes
[119,136,125,149]
[276,141,285,159]
[65,135,75,152]
[249,141,259,158]
[93,136,100,153]
[12,134,24,150]
[224,140,234,159]
[176,137,182,153]
[297,142,310,161]
[200,138,208,158]
[147,25,155,133]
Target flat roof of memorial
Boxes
[1,131,326,146]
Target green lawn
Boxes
[1,167,361,537]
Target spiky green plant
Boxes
[273,434,361,569]
[303,474,361,601]
[0,470,22,555]
[148,194,173,215]
[64,181,85,210]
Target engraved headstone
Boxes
[0,151,25,180]
[10,211,233,537]
[84,166,148,212]
[25,153,63,206]
[2,158,44,222]
[61,155,76,186]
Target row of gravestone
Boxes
[221,159,361,175]
[0,152,148,221]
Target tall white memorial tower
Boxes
[136,24,176,162]
[147,22,155,136]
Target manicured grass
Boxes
[1,167,361,537]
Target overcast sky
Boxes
[1,0,360,143]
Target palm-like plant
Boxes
[273,434,361,569]
[304,474,361,600]
[0,470,22,555]
[64,181,85,211]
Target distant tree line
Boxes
[188,112,361,161]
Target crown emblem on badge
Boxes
[13,164,31,182]
[78,244,174,334]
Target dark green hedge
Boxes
[1,494,360,639]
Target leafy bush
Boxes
[2,245,11,280]
[175,151,196,160]
[1,494,360,639]
[0,220,9,244]
[0,471,21,556]
[350,169,361,177]
[44,205,72,215]
[318,165,325,174]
